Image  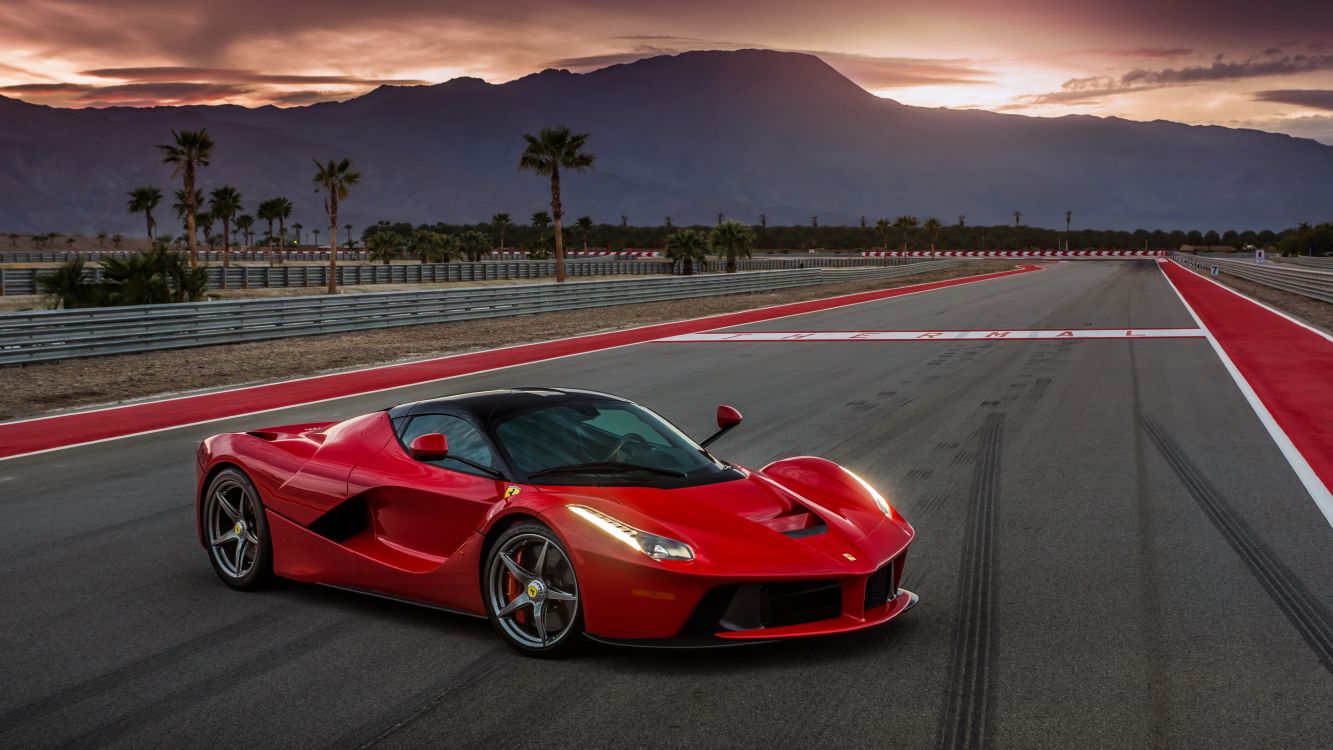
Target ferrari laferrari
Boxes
[196,388,917,655]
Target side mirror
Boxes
[716,405,743,429]
[409,433,449,461]
[701,405,743,449]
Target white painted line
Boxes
[1158,262,1333,528]
[660,328,1205,343]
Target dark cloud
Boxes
[1095,47,1193,58]
[1121,53,1333,85]
[1253,89,1333,111]
[80,66,428,85]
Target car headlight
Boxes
[843,468,894,519]
[568,505,694,561]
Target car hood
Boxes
[549,469,911,574]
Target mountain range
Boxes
[1,49,1331,235]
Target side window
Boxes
[401,414,499,477]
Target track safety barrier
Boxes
[0,261,961,364]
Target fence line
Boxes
[0,261,959,364]
[1172,253,1333,304]
[0,256,913,296]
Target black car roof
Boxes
[385,387,631,423]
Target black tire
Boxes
[202,467,274,590]
[483,521,585,657]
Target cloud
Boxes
[1015,52,1333,107]
[1253,89,1333,111]
[1095,47,1194,58]
[269,89,352,105]
[1,81,252,106]
[1121,53,1333,86]
[80,67,428,86]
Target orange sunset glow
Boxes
[1,0,1331,142]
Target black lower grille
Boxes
[685,579,843,633]
[864,558,896,610]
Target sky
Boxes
[2,0,1332,143]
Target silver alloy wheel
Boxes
[487,533,580,649]
[206,478,261,579]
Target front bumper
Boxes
[586,588,918,648]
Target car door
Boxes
[347,412,506,568]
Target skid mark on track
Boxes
[59,616,358,749]
[1140,416,1333,676]
[936,413,1004,750]
[340,646,516,748]
[0,605,291,733]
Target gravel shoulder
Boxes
[1213,269,1333,335]
[0,262,1015,421]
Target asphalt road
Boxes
[3,260,1331,748]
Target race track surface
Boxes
[3,260,1331,748]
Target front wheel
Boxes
[484,522,584,656]
[202,467,274,590]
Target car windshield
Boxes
[492,399,734,486]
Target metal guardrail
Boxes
[1172,253,1333,304]
[1285,257,1333,270]
[0,261,959,364]
[0,256,913,296]
[0,250,371,263]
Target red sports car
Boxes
[196,388,917,655]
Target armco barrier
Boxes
[0,256,913,296]
[1173,253,1333,304]
[0,261,960,364]
[862,250,1166,258]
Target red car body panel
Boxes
[197,402,917,644]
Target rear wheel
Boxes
[484,522,583,656]
[202,467,273,590]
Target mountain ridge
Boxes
[0,49,1329,234]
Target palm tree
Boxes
[172,188,203,236]
[367,231,400,264]
[197,211,215,251]
[811,215,818,228]
[236,214,254,248]
[1065,210,1072,234]
[875,218,891,250]
[620,215,628,227]
[490,213,511,253]
[344,223,354,248]
[893,215,919,251]
[313,158,360,294]
[5,233,17,246]
[458,230,490,262]
[664,216,673,228]
[209,185,243,275]
[96,231,107,247]
[518,126,595,283]
[531,211,551,231]
[273,197,293,254]
[665,228,708,276]
[958,214,966,228]
[716,213,724,227]
[575,216,593,252]
[292,223,303,247]
[111,234,123,249]
[923,217,943,254]
[127,186,163,240]
[859,216,867,229]
[710,220,754,273]
[257,199,277,247]
[312,228,320,247]
[157,129,214,267]
[759,213,767,229]
[1013,210,1022,227]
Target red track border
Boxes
[0,264,1040,460]
[1160,260,1333,522]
